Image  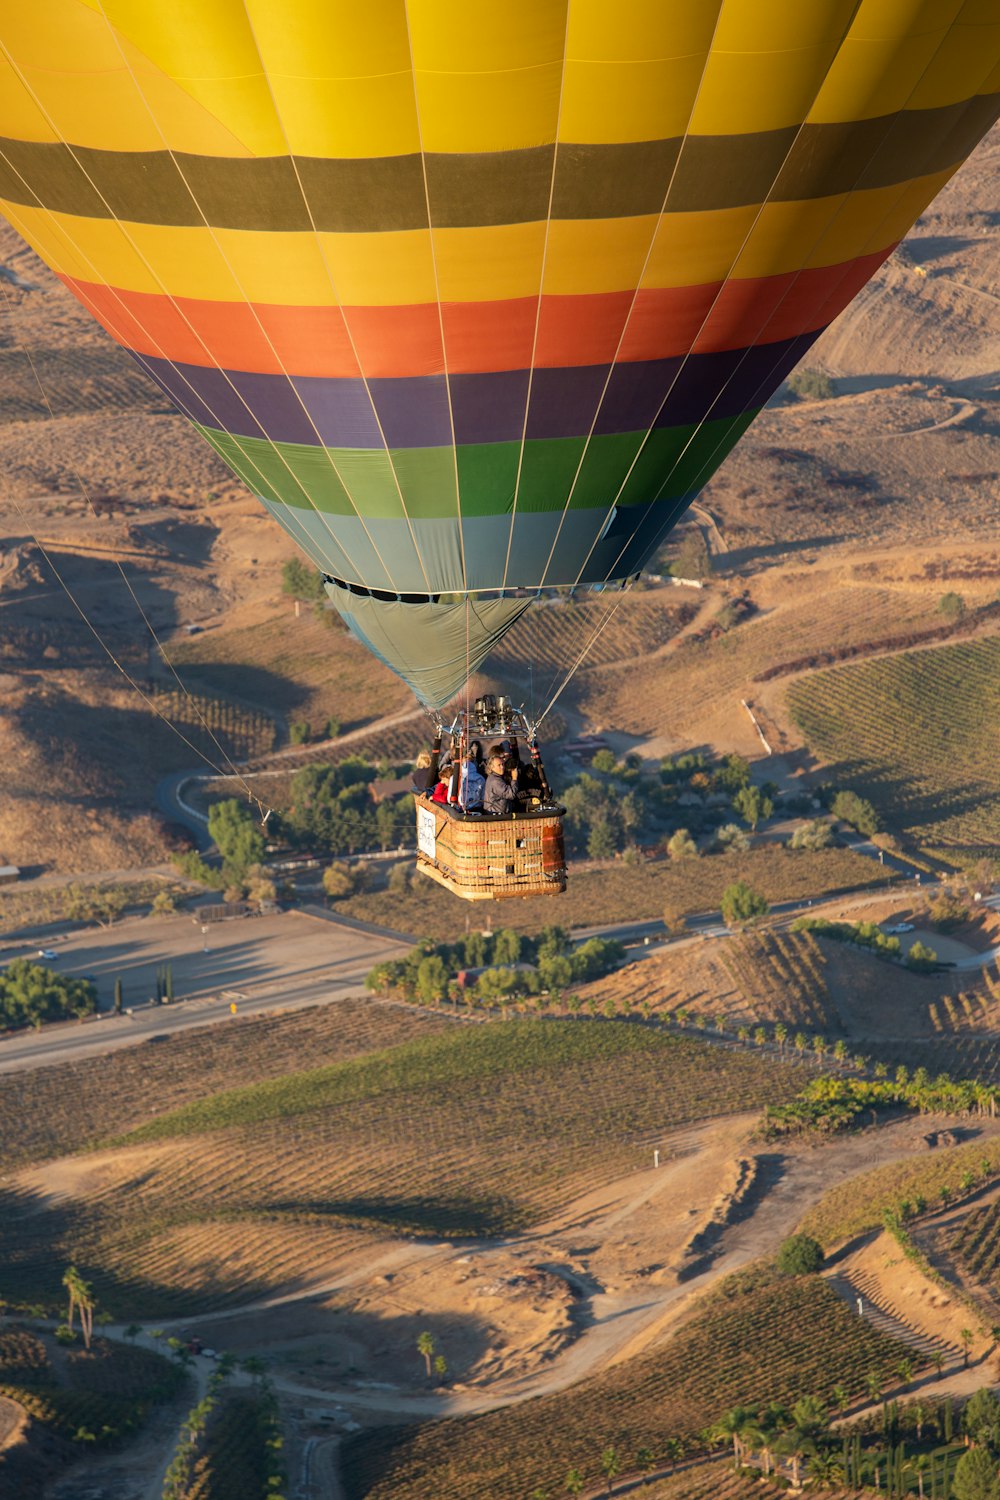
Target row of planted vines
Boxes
[786,637,1000,855]
[341,1267,915,1500]
[715,930,833,1032]
[0,1025,809,1320]
[148,685,277,760]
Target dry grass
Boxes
[341,845,892,939]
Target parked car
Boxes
[884,922,915,935]
[37,948,57,960]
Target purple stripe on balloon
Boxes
[450,369,530,445]
[135,331,821,448]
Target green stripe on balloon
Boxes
[194,412,757,520]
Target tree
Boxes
[150,889,176,916]
[600,1445,621,1495]
[587,819,618,860]
[564,1471,584,1497]
[208,799,265,881]
[951,1446,1000,1500]
[113,976,123,1015]
[708,1407,756,1467]
[720,881,769,929]
[282,556,326,603]
[673,530,711,581]
[830,789,880,837]
[776,1234,824,1275]
[907,939,938,972]
[417,956,449,1009]
[964,1389,1000,1448]
[433,1354,448,1383]
[322,862,356,901]
[289,721,311,744]
[734,784,773,831]
[960,1327,975,1368]
[635,1446,656,1482]
[939,591,966,620]
[417,1331,435,1377]
[62,1265,94,1350]
[666,828,698,861]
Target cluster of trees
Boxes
[561,749,785,861]
[791,915,938,971]
[708,1389,994,1495]
[0,959,96,1032]
[763,1067,1000,1140]
[367,926,623,1009]
[280,759,414,858]
[827,787,881,838]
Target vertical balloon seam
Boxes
[399,0,470,596]
[237,0,436,600]
[531,0,731,593]
[501,0,578,592]
[88,1,412,597]
[0,269,266,795]
[557,0,869,595]
[0,71,364,590]
[616,29,1000,583]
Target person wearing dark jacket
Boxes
[483,751,518,816]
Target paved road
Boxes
[0,908,410,1074]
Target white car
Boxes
[884,923,914,935]
[37,948,57,960]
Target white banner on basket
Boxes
[417,803,437,859]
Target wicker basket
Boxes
[414,797,567,901]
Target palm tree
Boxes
[960,1327,974,1367]
[708,1406,756,1467]
[774,1022,788,1054]
[866,1370,884,1404]
[807,1451,844,1484]
[62,1266,95,1350]
[600,1445,620,1496]
[635,1447,656,1484]
[757,1402,789,1476]
[932,1349,945,1377]
[831,1384,848,1417]
[663,1437,682,1471]
[914,1452,931,1498]
[897,1355,915,1390]
[417,1330,435,1377]
[564,1471,584,1498]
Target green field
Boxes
[342,1265,914,1500]
[342,845,891,939]
[0,1022,808,1320]
[786,637,1000,859]
[0,999,450,1170]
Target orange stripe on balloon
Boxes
[61,247,894,380]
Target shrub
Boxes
[789,820,833,851]
[289,721,311,745]
[326,716,341,740]
[667,828,698,861]
[939,591,966,620]
[905,939,938,972]
[776,1234,824,1275]
[714,823,750,853]
[786,368,834,400]
[721,881,770,929]
[590,749,618,773]
[388,863,413,894]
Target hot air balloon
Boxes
[0,1,998,897]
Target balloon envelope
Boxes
[1,2,998,705]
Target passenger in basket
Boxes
[459,748,486,812]
[484,751,518,816]
[431,764,453,804]
[410,748,435,794]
